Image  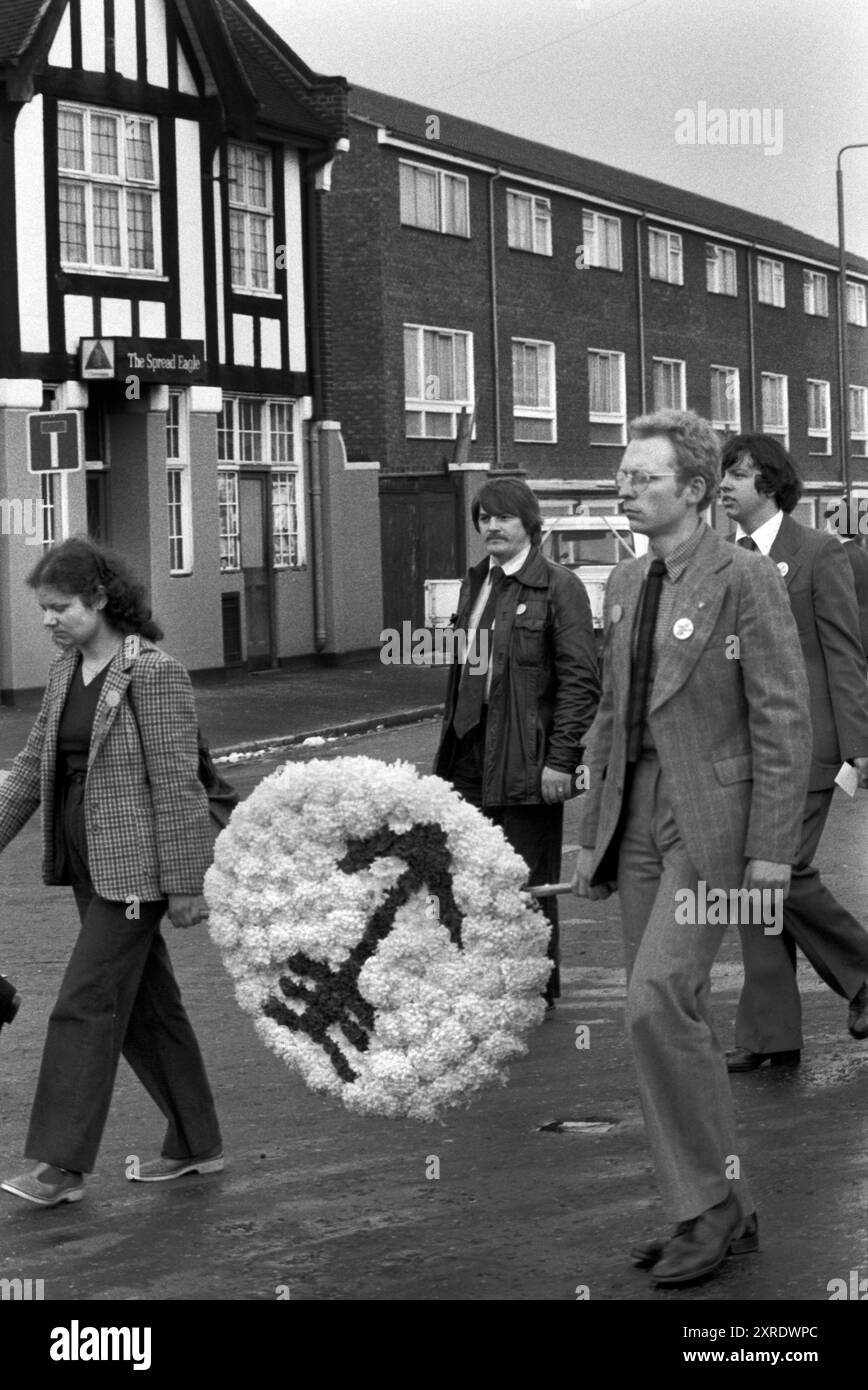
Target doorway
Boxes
[239,471,275,669]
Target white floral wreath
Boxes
[204,757,551,1120]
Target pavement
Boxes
[0,658,451,767]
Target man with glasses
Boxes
[572,409,810,1286]
[719,435,868,1068]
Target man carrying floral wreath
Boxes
[433,477,600,1007]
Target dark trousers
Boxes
[25,779,221,1173]
[444,719,563,1001]
[735,786,868,1052]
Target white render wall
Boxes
[15,97,49,354]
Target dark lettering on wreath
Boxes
[262,824,464,1081]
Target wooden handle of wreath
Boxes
[523,882,574,897]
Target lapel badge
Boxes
[673,617,694,640]
[777,561,789,578]
[105,689,121,708]
[610,603,623,623]
[516,603,527,615]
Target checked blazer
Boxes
[0,635,213,901]
[578,525,812,889]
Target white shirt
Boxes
[735,509,783,555]
[466,544,532,699]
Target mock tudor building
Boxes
[319,87,868,630]
[0,0,385,701]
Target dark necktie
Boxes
[452,567,504,738]
[738,535,759,551]
[626,558,666,763]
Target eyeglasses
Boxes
[614,469,677,494]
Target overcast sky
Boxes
[253,0,868,257]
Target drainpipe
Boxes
[635,213,647,413]
[746,244,758,430]
[488,169,505,468]
[302,136,349,652]
[307,421,328,651]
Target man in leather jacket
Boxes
[433,478,600,1004]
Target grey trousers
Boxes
[616,753,753,1223]
[735,786,868,1052]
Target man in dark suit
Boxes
[573,409,811,1286]
[823,502,868,656]
[719,435,868,1069]
[433,477,600,1005]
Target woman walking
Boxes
[0,538,222,1206]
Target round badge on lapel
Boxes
[673,618,694,640]
[777,562,789,578]
[516,603,527,615]
[610,604,623,623]
[105,689,121,708]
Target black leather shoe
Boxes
[652,1192,750,1286]
[631,1209,759,1268]
[848,982,868,1039]
[726,1047,800,1072]
[0,976,20,1030]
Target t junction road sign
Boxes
[27,412,83,473]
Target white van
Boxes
[540,515,648,629]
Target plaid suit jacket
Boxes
[578,525,812,888]
[0,635,213,901]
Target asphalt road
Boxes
[0,718,866,1312]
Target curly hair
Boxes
[720,434,803,514]
[627,409,721,512]
[27,537,164,640]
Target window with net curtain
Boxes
[757,257,785,307]
[711,366,740,430]
[652,358,685,411]
[706,244,737,296]
[807,380,831,454]
[404,326,471,437]
[507,190,552,255]
[512,340,555,441]
[648,228,682,284]
[58,104,158,272]
[803,270,828,316]
[399,161,469,237]
[588,349,626,446]
[850,387,868,457]
[583,211,621,270]
[761,373,788,445]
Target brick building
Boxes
[0,0,384,702]
[319,87,868,628]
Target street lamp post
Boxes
[836,143,868,506]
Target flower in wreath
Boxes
[204,756,552,1120]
